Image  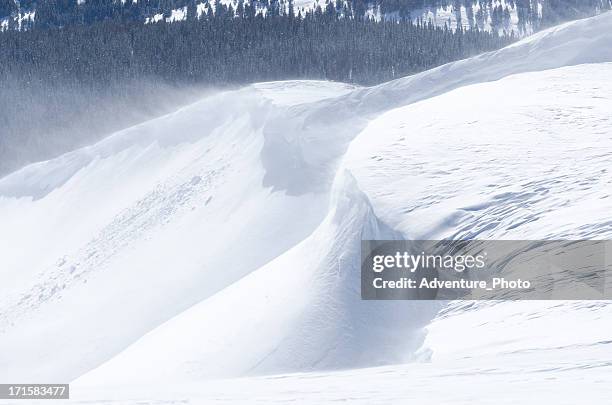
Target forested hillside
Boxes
[0,9,512,176]
[1,16,512,85]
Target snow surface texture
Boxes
[1,12,612,404]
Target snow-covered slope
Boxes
[346,63,612,241]
[1,12,612,404]
[74,61,612,388]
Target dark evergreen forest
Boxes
[1,16,513,86]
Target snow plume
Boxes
[0,77,210,178]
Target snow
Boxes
[196,2,208,18]
[168,7,187,22]
[144,13,164,23]
[252,80,357,105]
[1,12,612,404]
[410,0,523,34]
[60,354,612,404]
[365,0,525,35]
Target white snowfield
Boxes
[1,12,611,405]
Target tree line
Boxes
[1,14,515,86]
[0,7,514,176]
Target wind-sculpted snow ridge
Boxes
[1,12,612,403]
[0,81,356,381]
[75,172,441,385]
[74,61,612,392]
[260,12,612,194]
